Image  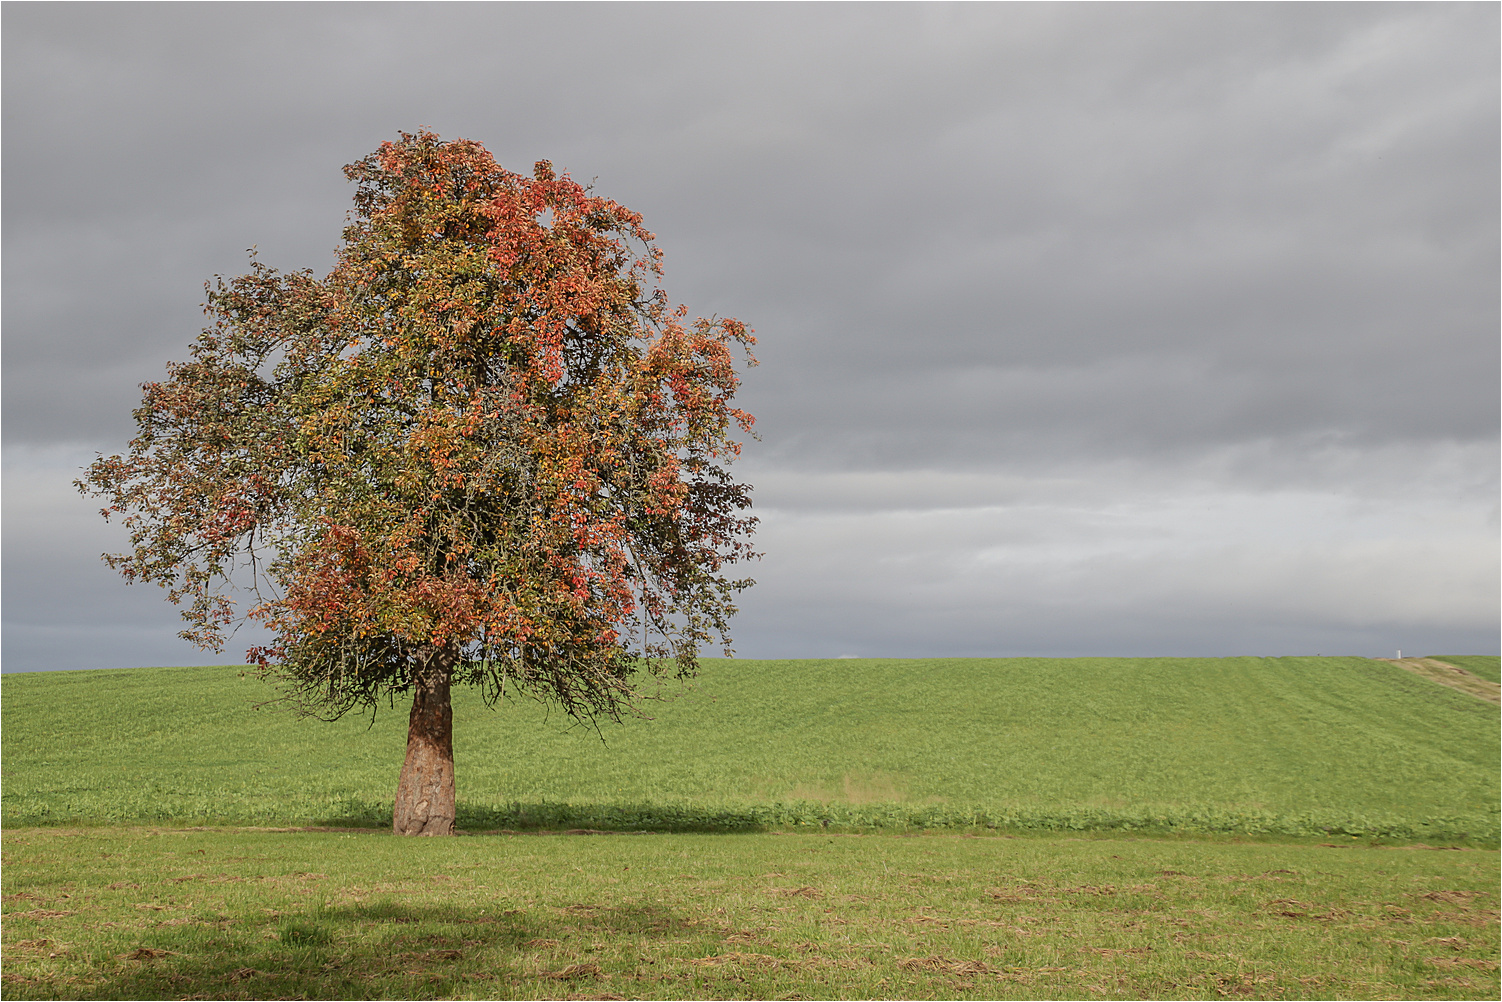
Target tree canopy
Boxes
[79,131,758,832]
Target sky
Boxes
[3,3,1497,672]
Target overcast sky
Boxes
[4,2,1498,672]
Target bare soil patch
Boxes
[1378,658,1501,705]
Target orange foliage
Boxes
[79,131,757,721]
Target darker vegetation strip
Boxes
[9,800,1497,845]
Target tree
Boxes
[78,131,757,835]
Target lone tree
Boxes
[79,131,757,835]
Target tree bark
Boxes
[392,645,458,835]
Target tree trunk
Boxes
[392,646,458,836]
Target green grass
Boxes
[2,826,1497,1000]
[2,657,1497,842]
[1428,656,1502,684]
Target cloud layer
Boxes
[4,5,1496,670]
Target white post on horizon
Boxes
[1397,649,1402,659]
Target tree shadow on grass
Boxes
[8,900,698,1001]
[315,798,782,833]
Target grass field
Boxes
[1429,656,1502,685]
[3,656,1497,1000]
[2,657,1497,842]
[2,826,1497,1000]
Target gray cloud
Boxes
[4,3,1496,671]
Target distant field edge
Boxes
[5,798,1497,847]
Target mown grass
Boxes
[2,826,1497,1001]
[3,658,1497,842]
[1429,656,1502,685]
